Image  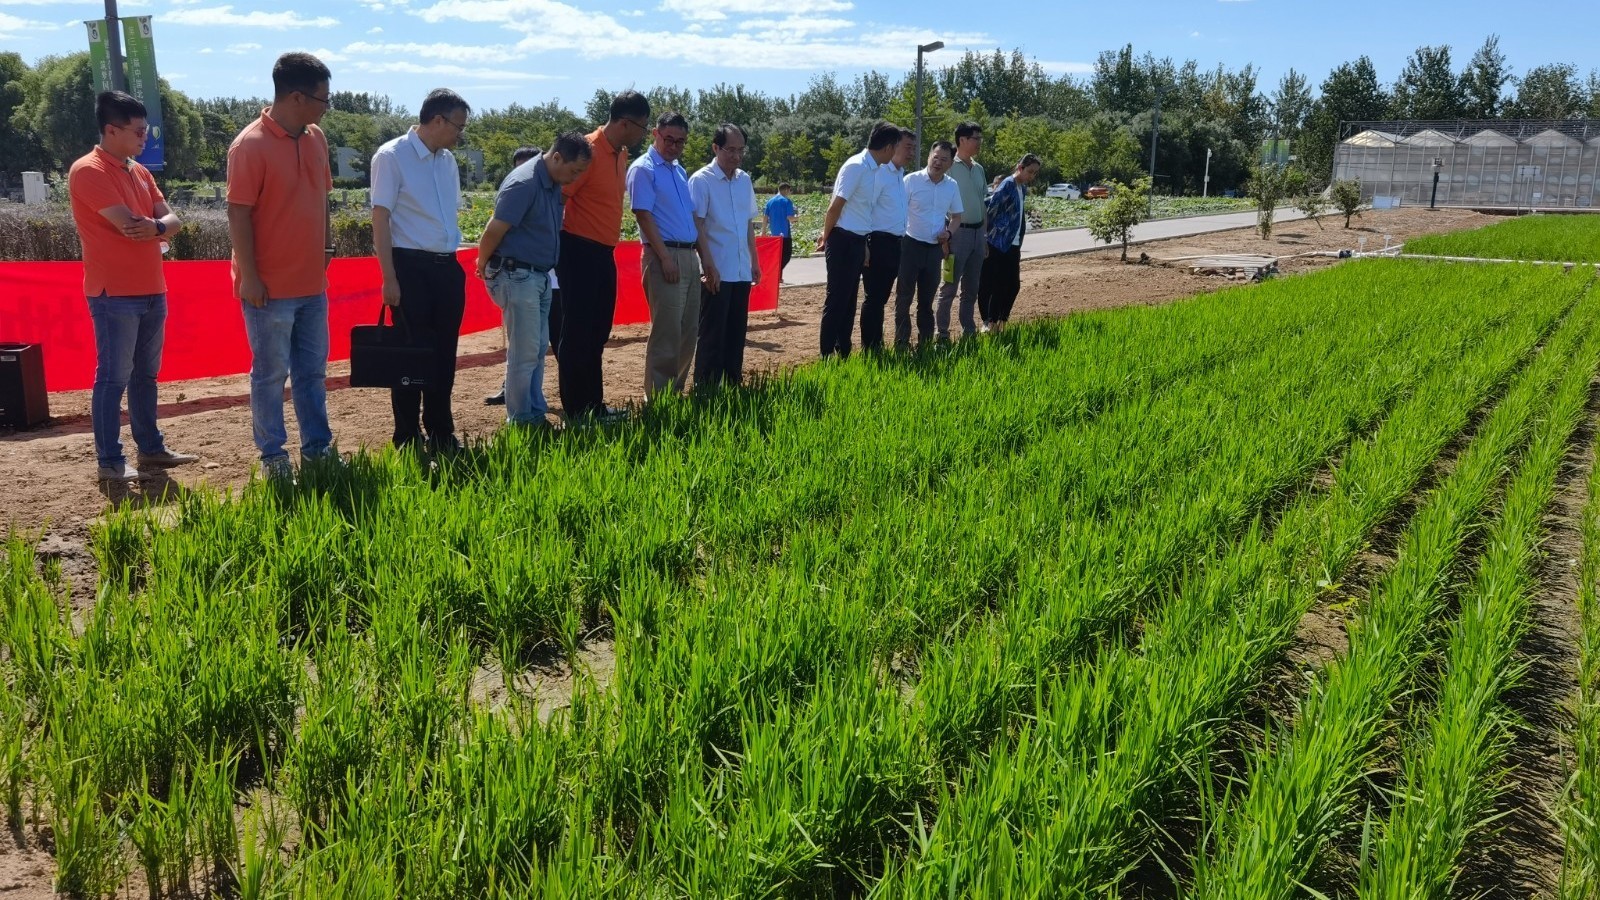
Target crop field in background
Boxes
[9,217,1600,897]
[1405,212,1600,262]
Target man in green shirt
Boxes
[937,121,987,340]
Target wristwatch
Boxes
[154,218,166,235]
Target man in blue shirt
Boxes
[475,132,592,425]
[763,182,797,281]
[628,111,706,398]
[979,153,1042,332]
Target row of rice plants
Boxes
[1561,380,1600,898]
[1406,213,1600,263]
[1181,278,1600,899]
[1357,283,1600,896]
[871,267,1598,896]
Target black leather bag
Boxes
[349,305,434,389]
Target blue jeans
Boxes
[240,294,333,462]
[88,293,167,467]
[486,267,552,423]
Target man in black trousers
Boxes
[815,121,900,358]
[860,127,914,351]
[550,90,650,421]
[371,88,472,453]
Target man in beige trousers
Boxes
[627,111,705,398]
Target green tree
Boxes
[1390,44,1465,119]
[1246,163,1306,240]
[1055,125,1095,186]
[0,52,45,177]
[1460,35,1510,119]
[19,53,96,173]
[1507,63,1586,118]
[1331,179,1364,228]
[1267,68,1312,141]
[823,133,854,183]
[1301,56,1388,182]
[1086,176,1150,261]
[993,116,1058,189]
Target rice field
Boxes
[7,218,1600,897]
[1406,212,1600,262]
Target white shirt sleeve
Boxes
[369,146,398,211]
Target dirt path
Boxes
[0,209,1497,580]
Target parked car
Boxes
[1085,184,1112,200]
[1044,182,1081,200]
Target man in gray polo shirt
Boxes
[475,132,593,425]
[937,121,988,340]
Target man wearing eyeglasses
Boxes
[226,51,336,481]
[69,90,200,483]
[628,111,703,399]
[551,90,650,422]
[688,123,761,388]
[371,88,472,454]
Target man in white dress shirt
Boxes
[896,140,964,348]
[860,127,914,352]
[688,123,762,388]
[815,121,902,359]
[370,88,470,453]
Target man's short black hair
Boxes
[955,121,983,141]
[898,128,916,142]
[95,90,146,134]
[550,131,593,162]
[271,52,331,101]
[609,90,650,124]
[778,182,792,191]
[930,140,955,156]
[512,146,541,167]
[420,88,470,125]
[1018,153,1043,170]
[868,122,903,151]
[713,123,746,148]
[656,111,689,132]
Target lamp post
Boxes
[1430,156,1442,209]
[104,0,126,91]
[1203,147,1212,198]
[914,40,944,163]
[1147,85,1167,216]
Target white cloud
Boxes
[197,47,213,54]
[737,15,851,35]
[361,60,557,81]
[414,0,1011,72]
[165,5,339,29]
[658,0,850,22]
[1037,59,1095,75]
[0,10,47,37]
[619,8,646,15]
[342,40,522,63]
[226,41,262,54]
[368,25,384,33]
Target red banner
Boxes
[0,239,781,392]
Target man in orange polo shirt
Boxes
[68,90,199,483]
[550,90,649,422]
[226,52,336,480]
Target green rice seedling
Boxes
[233,797,291,900]
[1560,335,1600,900]
[873,269,1595,897]
[0,676,25,828]
[1181,285,1598,900]
[1406,214,1600,263]
[1359,319,1599,896]
[49,768,126,899]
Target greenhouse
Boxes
[1332,119,1600,210]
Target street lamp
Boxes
[1203,147,1212,198]
[1147,85,1168,216]
[914,40,944,163]
[1430,157,1442,209]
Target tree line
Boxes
[2,38,1597,196]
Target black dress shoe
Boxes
[485,389,506,406]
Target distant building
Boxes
[335,147,362,181]
[1333,119,1600,210]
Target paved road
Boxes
[778,208,1308,287]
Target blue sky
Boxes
[4,0,1598,112]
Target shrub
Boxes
[1331,180,1364,229]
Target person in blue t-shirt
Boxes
[763,182,797,281]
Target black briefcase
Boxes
[349,305,434,389]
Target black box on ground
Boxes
[0,342,49,429]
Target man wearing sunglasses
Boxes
[68,90,199,483]
[226,51,337,481]
[371,88,473,454]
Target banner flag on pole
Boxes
[84,21,114,96]
[120,16,165,171]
